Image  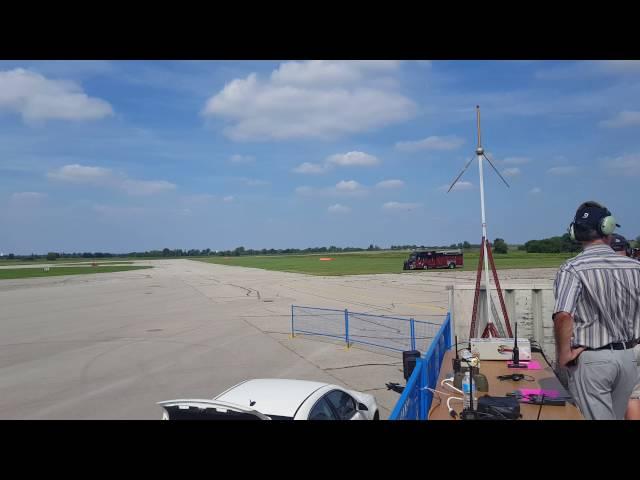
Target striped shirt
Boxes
[553,244,640,349]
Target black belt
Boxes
[586,339,639,351]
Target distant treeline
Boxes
[2,245,383,260]
[518,233,582,254]
[4,233,637,260]
[390,241,474,250]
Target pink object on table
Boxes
[506,360,542,370]
[519,388,560,398]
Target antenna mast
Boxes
[475,106,494,336]
[447,106,513,339]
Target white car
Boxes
[158,378,380,420]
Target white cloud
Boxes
[530,187,542,194]
[295,180,367,197]
[293,151,380,174]
[48,164,176,196]
[271,60,401,87]
[235,177,270,186]
[536,61,640,81]
[293,162,328,174]
[335,180,362,192]
[599,111,640,128]
[10,192,47,204]
[121,179,176,196]
[602,154,640,176]
[596,60,640,75]
[547,166,578,175]
[440,180,473,192]
[395,135,465,152]
[328,203,351,214]
[0,68,113,123]
[202,61,415,141]
[502,156,530,165]
[47,164,111,184]
[502,167,521,177]
[376,179,404,189]
[382,201,421,212]
[223,195,234,203]
[229,154,255,164]
[326,151,380,167]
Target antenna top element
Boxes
[476,105,482,148]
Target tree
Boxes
[46,252,59,261]
[462,241,471,249]
[493,238,508,254]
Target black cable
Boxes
[530,341,554,370]
[537,394,545,420]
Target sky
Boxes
[0,60,639,254]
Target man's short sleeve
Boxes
[553,266,582,317]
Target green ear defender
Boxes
[600,215,617,235]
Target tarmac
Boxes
[0,259,557,419]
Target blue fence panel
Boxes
[291,305,444,355]
[291,305,350,341]
[388,357,423,420]
[389,313,451,420]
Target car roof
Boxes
[214,379,331,417]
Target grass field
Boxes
[193,250,574,276]
[0,265,152,280]
[59,261,135,266]
[0,258,136,266]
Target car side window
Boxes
[308,397,338,420]
[325,390,357,420]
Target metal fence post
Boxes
[419,357,427,419]
[344,308,350,348]
[410,318,416,351]
[291,305,295,338]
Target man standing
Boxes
[609,233,640,420]
[553,201,640,420]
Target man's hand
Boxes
[554,311,585,367]
[557,346,586,367]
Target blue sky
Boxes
[1,60,639,254]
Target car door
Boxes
[324,389,365,420]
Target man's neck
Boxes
[582,238,609,250]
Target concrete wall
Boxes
[447,282,557,363]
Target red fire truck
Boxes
[403,249,464,270]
